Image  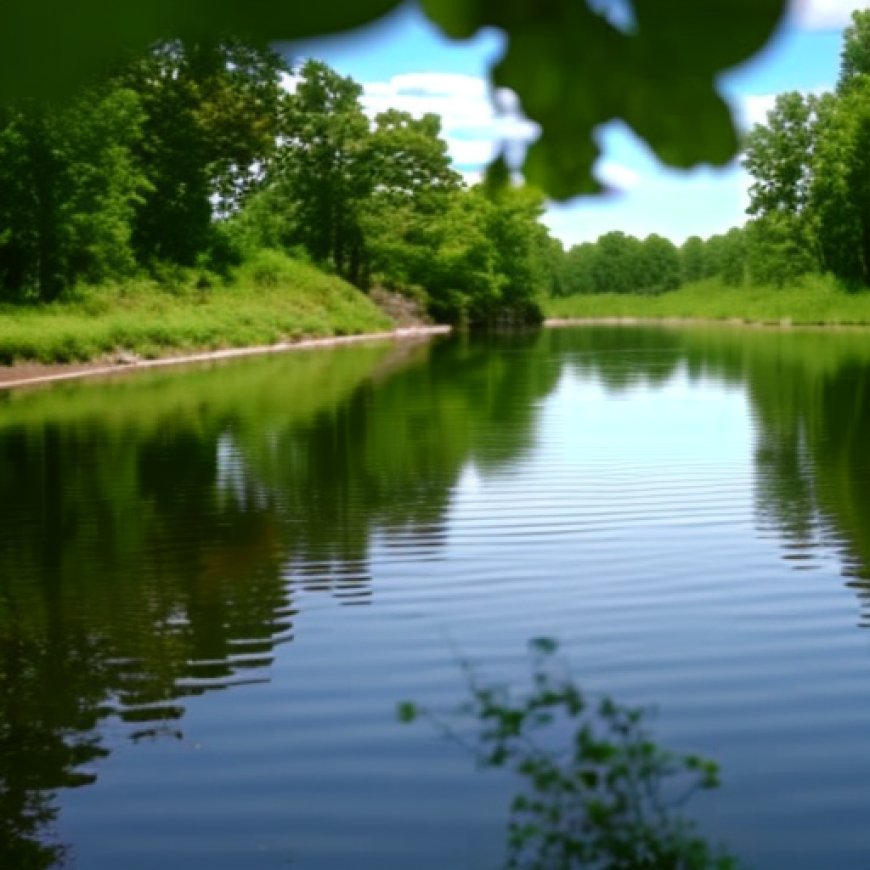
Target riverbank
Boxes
[0,326,451,391]
[545,276,870,325]
[0,253,393,366]
[0,251,454,390]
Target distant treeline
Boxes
[0,44,560,326]
[553,230,745,297]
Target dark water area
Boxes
[3,326,870,868]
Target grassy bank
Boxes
[0,251,393,365]
[545,275,870,326]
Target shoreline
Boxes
[6,313,870,392]
[0,326,451,392]
[544,316,870,331]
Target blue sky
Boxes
[290,1,866,249]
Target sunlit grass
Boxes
[0,251,392,364]
[545,275,870,325]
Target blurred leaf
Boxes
[528,636,558,655]
[2,0,788,198]
[396,701,418,723]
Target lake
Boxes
[2,325,870,869]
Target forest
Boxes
[0,41,560,335]
[4,8,870,357]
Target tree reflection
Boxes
[9,324,870,864]
[0,332,559,863]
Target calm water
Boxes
[3,326,870,869]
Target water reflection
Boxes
[0,333,557,863]
[7,325,870,864]
[557,325,870,618]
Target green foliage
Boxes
[559,232,682,297]
[741,10,870,289]
[0,42,550,332]
[839,10,870,91]
[279,59,371,283]
[745,215,815,287]
[0,0,789,199]
[680,236,706,284]
[120,38,286,266]
[0,87,150,301]
[743,91,817,218]
[399,639,737,869]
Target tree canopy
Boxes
[0,0,789,199]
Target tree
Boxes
[745,215,813,287]
[0,86,148,300]
[364,109,460,206]
[560,243,598,296]
[702,229,747,286]
[279,59,372,283]
[742,91,824,285]
[0,104,64,299]
[120,38,286,267]
[360,109,461,290]
[839,9,870,92]
[638,234,680,294]
[591,231,644,294]
[483,184,551,322]
[680,236,706,284]
[809,86,870,286]
[743,91,816,218]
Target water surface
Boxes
[3,326,870,868]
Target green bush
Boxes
[399,639,738,870]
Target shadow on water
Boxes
[6,324,870,864]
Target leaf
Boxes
[528,636,558,655]
[396,701,418,723]
[3,0,789,199]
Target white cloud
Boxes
[737,93,779,130]
[360,72,539,172]
[596,160,642,191]
[791,0,869,30]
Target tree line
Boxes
[0,41,560,326]
[554,228,746,296]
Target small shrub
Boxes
[399,639,738,870]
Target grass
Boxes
[0,250,393,365]
[545,275,870,326]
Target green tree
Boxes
[744,91,816,218]
[360,109,461,290]
[483,184,550,323]
[560,242,598,296]
[745,214,814,287]
[591,231,644,294]
[839,9,870,92]
[810,85,870,285]
[0,104,64,299]
[680,236,706,284]
[0,86,148,300]
[120,38,286,267]
[279,59,372,283]
[638,233,681,294]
